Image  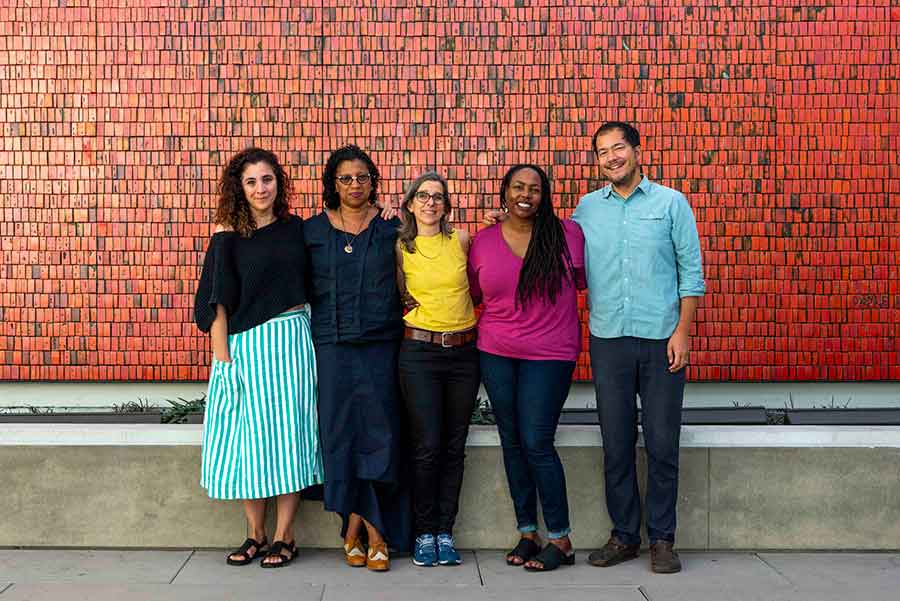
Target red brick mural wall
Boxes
[1,1,898,382]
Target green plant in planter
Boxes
[784,393,854,410]
[112,398,155,413]
[161,394,207,424]
[815,395,852,409]
[766,410,787,425]
[470,396,495,425]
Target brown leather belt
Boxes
[404,326,477,348]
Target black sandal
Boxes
[523,543,575,572]
[226,537,268,566]
[260,540,297,569]
[506,537,541,566]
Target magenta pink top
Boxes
[467,220,586,362]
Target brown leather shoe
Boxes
[649,540,681,573]
[587,536,640,567]
[343,537,367,567]
[366,541,390,572]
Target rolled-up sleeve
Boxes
[670,193,705,298]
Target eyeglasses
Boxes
[414,191,446,204]
[335,174,371,186]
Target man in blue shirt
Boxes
[573,122,705,574]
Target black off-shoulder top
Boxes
[193,214,307,334]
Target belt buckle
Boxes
[440,332,452,348]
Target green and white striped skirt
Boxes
[200,308,324,500]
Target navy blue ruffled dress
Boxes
[303,212,411,552]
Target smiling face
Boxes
[594,127,642,187]
[334,159,373,210]
[241,161,278,217]
[504,167,542,221]
[409,180,447,230]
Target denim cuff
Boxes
[649,535,675,545]
[517,524,538,534]
[613,529,642,546]
[547,527,571,539]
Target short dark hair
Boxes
[592,121,640,154]
[321,144,380,209]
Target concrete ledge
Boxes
[4,424,900,447]
[2,426,899,550]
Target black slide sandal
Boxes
[506,538,541,566]
[260,540,297,568]
[226,537,268,566]
[523,543,575,572]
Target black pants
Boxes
[398,339,480,536]
[590,336,686,545]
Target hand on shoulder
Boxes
[379,202,403,222]
[481,209,506,227]
[456,227,472,253]
[214,223,234,234]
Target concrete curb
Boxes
[2,423,900,447]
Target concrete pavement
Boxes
[0,549,898,600]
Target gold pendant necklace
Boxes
[339,209,365,254]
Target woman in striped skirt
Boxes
[194,147,324,568]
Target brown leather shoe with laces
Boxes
[343,537,367,567]
[649,540,681,573]
[587,536,640,567]
[366,541,390,572]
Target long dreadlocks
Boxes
[499,164,575,309]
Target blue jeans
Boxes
[480,351,575,539]
[589,336,685,545]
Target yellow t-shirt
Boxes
[401,230,477,332]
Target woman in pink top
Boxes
[467,164,586,572]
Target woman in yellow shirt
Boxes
[395,171,478,568]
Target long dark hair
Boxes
[321,144,380,209]
[398,171,453,253]
[215,147,292,237]
[499,164,574,308]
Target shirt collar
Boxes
[601,175,651,200]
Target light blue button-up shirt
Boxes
[572,176,705,340]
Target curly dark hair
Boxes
[214,147,292,237]
[321,144,380,209]
[499,164,575,309]
[397,171,453,253]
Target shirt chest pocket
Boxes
[636,212,670,242]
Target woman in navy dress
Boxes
[303,144,410,571]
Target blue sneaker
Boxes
[437,533,462,565]
[413,534,438,567]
